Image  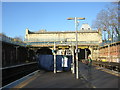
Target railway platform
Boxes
[79,62,119,88]
[4,62,119,89]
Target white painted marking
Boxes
[1,62,37,70]
[1,70,39,89]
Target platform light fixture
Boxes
[67,17,85,20]
[67,17,85,79]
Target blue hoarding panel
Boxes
[37,55,72,71]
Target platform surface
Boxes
[13,62,119,88]
[79,62,119,88]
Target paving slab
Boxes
[79,62,119,88]
[19,71,89,88]
[12,62,120,88]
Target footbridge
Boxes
[24,25,102,60]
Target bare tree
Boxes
[14,36,23,42]
[92,2,120,42]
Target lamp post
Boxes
[67,17,85,79]
[85,49,88,60]
[54,41,56,73]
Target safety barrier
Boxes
[0,34,26,46]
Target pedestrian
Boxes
[87,57,92,67]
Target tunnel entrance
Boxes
[78,48,91,60]
[36,47,53,55]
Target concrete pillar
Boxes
[88,46,93,59]
[108,45,110,62]
[85,49,87,60]
[97,47,99,61]
[71,46,75,74]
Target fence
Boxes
[0,34,26,46]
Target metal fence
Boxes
[26,41,99,46]
[0,35,26,46]
[99,36,120,46]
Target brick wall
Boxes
[99,42,120,62]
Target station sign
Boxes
[78,46,88,49]
[58,46,69,49]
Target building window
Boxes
[88,28,90,30]
[82,28,84,30]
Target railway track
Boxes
[2,62,38,86]
[92,61,120,72]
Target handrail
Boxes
[26,41,99,46]
[99,39,120,47]
[1,35,26,46]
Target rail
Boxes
[2,62,38,86]
[1,62,37,70]
[0,35,26,46]
[99,37,120,46]
[92,60,120,72]
[26,41,99,46]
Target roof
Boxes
[27,30,99,34]
[80,23,92,31]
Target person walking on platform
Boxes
[87,57,92,67]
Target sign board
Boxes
[78,46,88,49]
[59,46,69,48]
[62,56,68,67]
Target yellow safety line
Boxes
[95,67,120,77]
[92,86,96,88]
[11,74,39,89]
[100,69,120,77]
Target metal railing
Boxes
[25,38,68,42]
[0,35,26,46]
[99,36,120,46]
[26,41,99,46]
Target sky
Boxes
[2,2,111,40]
